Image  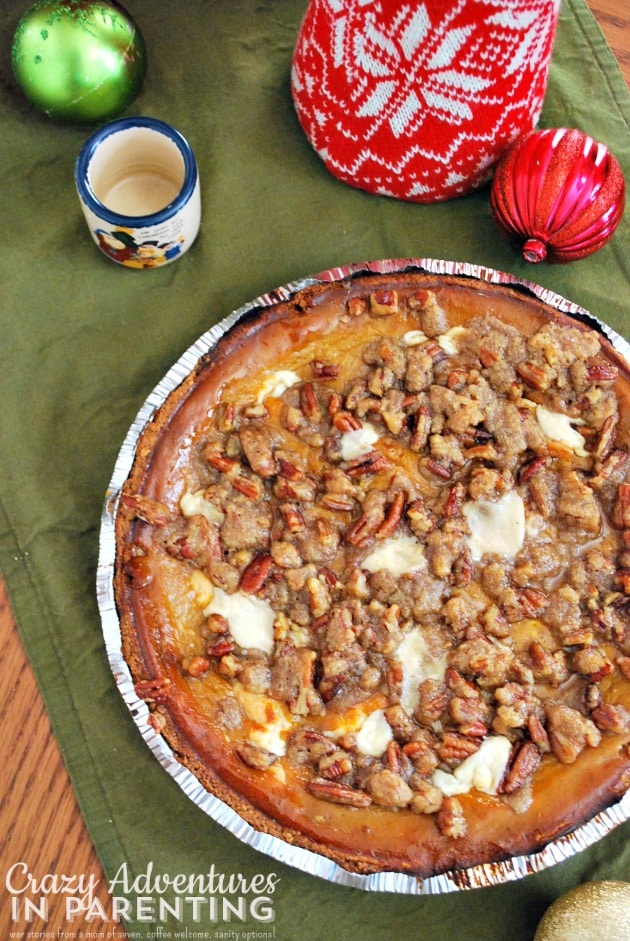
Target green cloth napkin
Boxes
[1,1,628,938]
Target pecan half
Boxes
[318,752,353,780]
[591,703,630,734]
[307,779,372,807]
[181,655,211,678]
[438,731,480,766]
[407,498,435,536]
[369,290,398,316]
[518,455,547,484]
[347,513,380,547]
[346,450,389,478]
[443,482,465,518]
[134,677,172,703]
[274,476,318,502]
[203,447,239,474]
[346,296,368,318]
[516,361,550,390]
[615,569,630,594]
[410,405,431,453]
[281,503,306,534]
[236,743,277,769]
[333,411,362,432]
[612,483,630,530]
[586,361,619,382]
[300,382,322,422]
[215,402,237,432]
[207,638,236,658]
[277,457,304,481]
[464,443,498,462]
[311,359,340,379]
[593,414,617,461]
[385,740,403,774]
[375,491,406,539]
[424,458,452,480]
[327,392,343,416]
[517,587,548,616]
[317,567,339,589]
[239,553,274,593]
[527,714,550,753]
[320,493,356,512]
[436,796,467,838]
[232,475,262,500]
[500,741,541,794]
[206,613,230,634]
[402,740,438,776]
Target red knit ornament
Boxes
[291,0,560,203]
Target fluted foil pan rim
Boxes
[97,257,630,894]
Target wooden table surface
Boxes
[1,3,628,938]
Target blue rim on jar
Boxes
[75,116,201,268]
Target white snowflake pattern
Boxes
[319,0,555,140]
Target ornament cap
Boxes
[522,239,547,263]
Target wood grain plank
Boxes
[588,0,630,86]
[0,584,126,938]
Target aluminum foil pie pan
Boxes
[97,258,630,894]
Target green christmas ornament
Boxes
[11,1,147,123]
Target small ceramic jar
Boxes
[75,116,201,268]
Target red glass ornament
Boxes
[490,128,625,263]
